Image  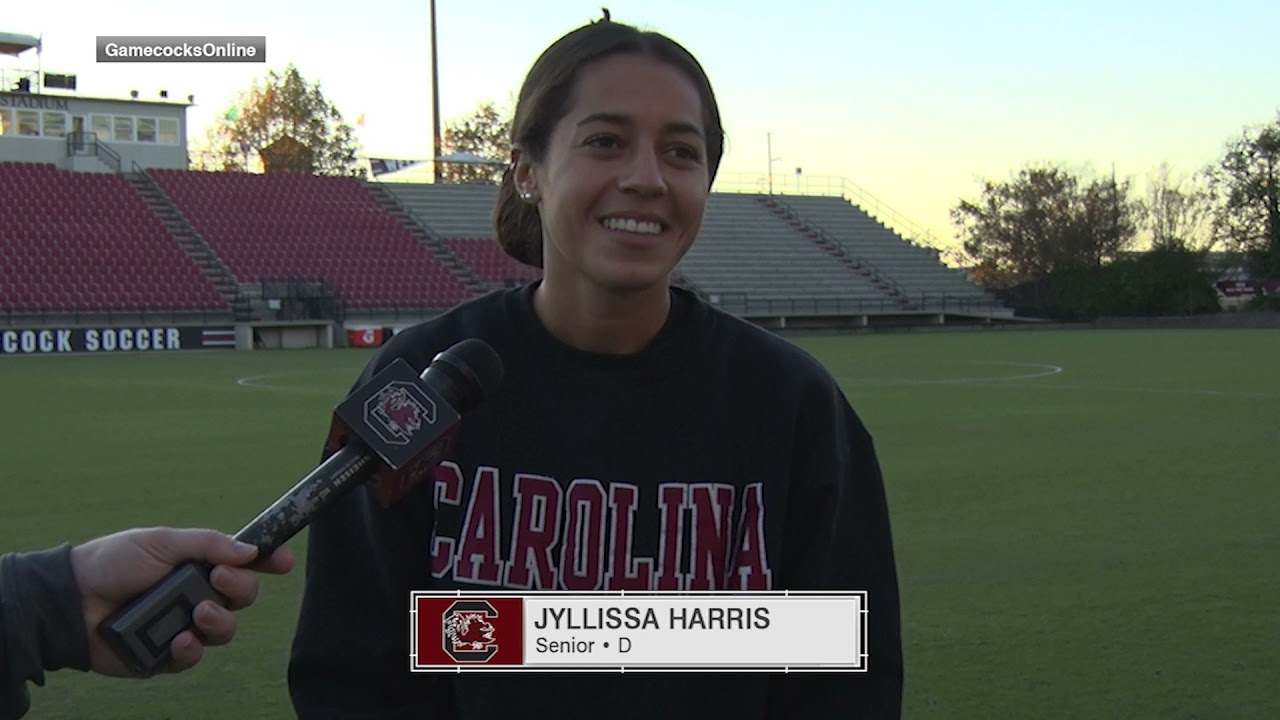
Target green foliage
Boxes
[952,163,1143,287]
[1206,112,1280,278]
[1142,162,1214,251]
[441,101,511,184]
[194,64,361,177]
[999,247,1221,320]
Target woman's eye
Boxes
[671,145,702,162]
[585,135,619,149]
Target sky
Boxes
[5,0,1279,250]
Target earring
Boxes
[521,190,538,203]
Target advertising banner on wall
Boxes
[0,326,236,355]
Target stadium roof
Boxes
[0,32,40,57]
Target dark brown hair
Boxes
[492,20,725,267]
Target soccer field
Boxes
[2,328,1276,719]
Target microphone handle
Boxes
[99,444,377,676]
[234,443,378,555]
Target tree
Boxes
[1207,114,1280,277]
[951,163,1142,287]
[440,101,511,184]
[195,64,360,177]
[1143,162,1214,252]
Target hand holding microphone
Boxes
[69,527,295,678]
[98,339,504,675]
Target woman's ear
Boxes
[512,146,540,204]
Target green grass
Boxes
[2,328,1276,719]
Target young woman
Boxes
[289,17,902,719]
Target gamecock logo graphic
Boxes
[364,381,436,446]
[442,600,500,663]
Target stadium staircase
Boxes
[769,194,1000,311]
[126,169,252,320]
[379,182,499,237]
[360,181,489,295]
[757,195,914,309]
[378,183,542,290]
[675,194,902,314]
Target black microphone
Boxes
[100,338,504,675]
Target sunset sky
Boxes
[6,0,1278,249]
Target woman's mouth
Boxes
[601,217,664,235]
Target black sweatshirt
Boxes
[289,283,903,719]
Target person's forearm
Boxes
[0,545,93,717]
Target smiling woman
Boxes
[288,16,903,720]
[523,60,707,282]
[492,20,726,355]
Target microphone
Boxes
[99,338,504,675]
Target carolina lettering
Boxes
[454,466,503,584]
[505,473,561,588]
[433,463,773,591]
[688,483,736,590]
[429,462,464,578]
[559,479,607,591]
[604,483,652,589]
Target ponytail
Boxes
[492,165,544,268]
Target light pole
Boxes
[767,131,782,195]
[430,0,443,183]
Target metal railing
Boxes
[256,277,343,321]
[341,306,454,322]
[706,292,1007,318]
[66,132,121,172]
[1,307,235,328]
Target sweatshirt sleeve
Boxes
[766,374,904,719]
[0,545,93,720]
[287,350,457,719]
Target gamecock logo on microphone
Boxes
[365,381,437,446]
[442,600,500,663]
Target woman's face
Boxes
[516,54,711,295]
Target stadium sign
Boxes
[0,326,235,355]
[0,93,72,111]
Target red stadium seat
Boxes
[0,164,230,314]
[149,170,471,308]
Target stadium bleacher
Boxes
[0,162,228,314]
[445,237,543,286]
[381,182,499,238]
[148,170,471,308]
[378,183,542,288]
[767,195,996,305]
[678,194,905,311]
[376,182,999,316]
[0,157,1005,323]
